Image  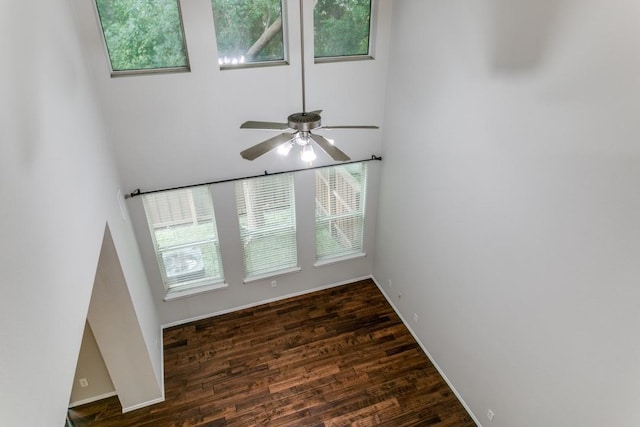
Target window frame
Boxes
[313,0,376,64]
[211,0,290,71]
[314,162,368,264]
[235,174,300,282]
[142,186,226,300]
[94,0,191,77]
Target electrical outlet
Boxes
[487,409,495,422]
[413,313,419,323]
[79,378,89,388]
[271,280,277,288]
[388,279,392,288]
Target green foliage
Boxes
[96,0,188,71]
[314,0,372,58]
[211,0,284,62]
[94,0,371,72]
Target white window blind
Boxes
[316,162,367,260]
[236,174,298,280]
[142,186,224,293]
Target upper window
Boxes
[142,187,224,296]
[211,0,286,67]
[236,174,298,280]
[316,163,367,261]
[314,0,372,60]
[95,0,189,74]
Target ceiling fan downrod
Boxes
[299,0,307,113]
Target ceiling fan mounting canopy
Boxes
[288,112,321,132]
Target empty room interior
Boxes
[2,0,640,426]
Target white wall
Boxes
[88,226,164,411]
[374,1,640,426]
[0,0,163,424]
[71,0,394,325]
[69,322,115,407]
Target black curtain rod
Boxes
[125,155,382,199]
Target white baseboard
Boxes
[68,391,117,408]
[122,396,165,413]
[161,275,371,329]
[369,276,482,427]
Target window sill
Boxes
[315,55,374,64]
[164,282,228,301]
[220,60,288,71]
[314,252,367,268]
[243,266,301,284]
[111,66,190,78]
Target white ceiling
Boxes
[71,0,394,193]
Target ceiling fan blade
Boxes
[319,125,379,130]
[310,134,351,162]
[240,121,290,130]
[241,133,294,160]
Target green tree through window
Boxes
[314,0,372,58]
[96,0,188,72]
[210,0,285,65]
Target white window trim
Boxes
[314,252,366,268]
[93,0,191,77]
[313,0,377,63]
[314,55,373,64]
[164,281,228,301]
[236,173,298,280]
[214,0,289,70]
[143,186,226,297]
[315,162,368,262]
[243,266,301,284]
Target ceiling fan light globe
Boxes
[295,131,311,146]
[277,142,293,156]
[301,144,316,162]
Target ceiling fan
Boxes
[239,0,379,163]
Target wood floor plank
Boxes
[67,279,476,426]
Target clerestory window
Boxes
[95,0,189,74]
[210,0,286,68]
[314,0,373,60]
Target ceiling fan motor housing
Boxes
[288,112,321,132]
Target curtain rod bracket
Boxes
[125,189,141,200]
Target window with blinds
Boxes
[236,174,298,280]
[316,162,367,260]
[142,186,224,294]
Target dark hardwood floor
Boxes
[68,279,475,426]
